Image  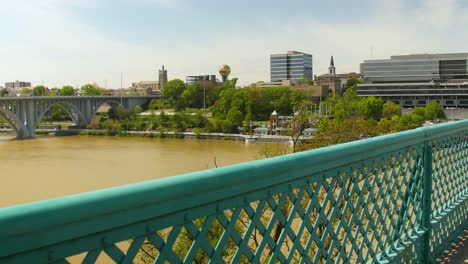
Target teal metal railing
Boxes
[0,121,467,263]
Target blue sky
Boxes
[0,0,467,88]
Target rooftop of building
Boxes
[358,81,468,87]
[316,72,362,79]
[316,73,335,78]
[335,72,362,78]
[364,52,468,63]
[133,81,158,85]
[391,53,468,60]
[271,50,312,56]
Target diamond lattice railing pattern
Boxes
[0,121,467,264]
[430,133,468,259]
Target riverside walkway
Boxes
[0,120,467,263]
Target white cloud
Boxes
[413,0,461,30]
[0,0,466,88]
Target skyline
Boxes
[1,0,467,88]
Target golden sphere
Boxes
[219,64,231,76]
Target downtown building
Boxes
[131,65,168,95]
[186,75,217,85]
[358,53,468,108]
[4,81,32,95]
[270,51,313,82]
[5,81,32,89]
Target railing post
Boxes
[422,140,433,263]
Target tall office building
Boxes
[361,53,468,83]
[270,51,313,82]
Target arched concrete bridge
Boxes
[0,95,159,138]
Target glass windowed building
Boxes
[358,53,468,108]
[186,75,217,85]
[358,82,468,108]
[361,53,468,83]
[270,51,313,82]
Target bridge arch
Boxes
[0,107,28,138]
[35,101,88,129]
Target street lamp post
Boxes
[120,72,123,106]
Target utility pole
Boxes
[120,72,123,105]
[203,81,206,117]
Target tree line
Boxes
[86,77,446,148]
[299,84,446,150]
[0,83,103,97]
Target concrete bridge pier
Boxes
[15,100,36,139]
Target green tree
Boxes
[412,107,426,118]
[377,115,399,134]
[398,113,424,131]
[102,119,121,135]
[49,87,60,96]
[33,85,47,96]
[81,84,102,96]
[221,78,238,89]
[134,118,145,131]
[163,79,186,105]
[382,101,402,119]
[298,78,314,84]
[290,100,318,150]
[358,96,384,120]
[0,88,8,97]
[134,105,142,115]
[20,88,33,95]
[425,101,446,120]
[148,99,171,110]
[330,85,361,122]
[226,106,244,128]
[180,84,202,108]
[47,105,71,121]
[108,105,133,121]
[302,117,378,150]
[60,85,75,96]
[221,120,235,133]
[343,77,364,93]
[87,116,101,129]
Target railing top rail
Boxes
[1,120,468,258]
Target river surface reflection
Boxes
[0,135,276,207]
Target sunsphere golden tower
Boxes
[219,64,231,83]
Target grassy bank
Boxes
[78,130,243,141]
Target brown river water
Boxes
[0,135,278,207]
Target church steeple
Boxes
[329,56,336,75]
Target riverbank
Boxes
[0,128,307,144]
[78,129,299,144]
